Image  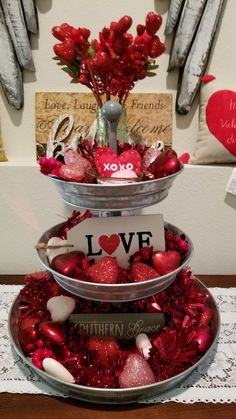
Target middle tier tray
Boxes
[37,221,193,302]
[48,163,183,211]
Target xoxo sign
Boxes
[94,147,142,177]
[103,162,135,172]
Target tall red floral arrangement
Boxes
[52,12,165,107]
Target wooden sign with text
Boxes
[70,313,165,339]
[35,92,172,157]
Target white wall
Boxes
[0,0,236,275]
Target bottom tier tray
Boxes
[8,275,220,404]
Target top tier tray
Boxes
[48,164,183,211]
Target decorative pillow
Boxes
[190,82,236,164]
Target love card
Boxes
[67,214,165,268]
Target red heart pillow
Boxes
[206,90,236,157]
[190,83,236,165]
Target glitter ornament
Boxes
[119,354,155,388]
[59,162,87,182]
[131,262,159,282]
[86,256,119,284]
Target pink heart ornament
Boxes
[118,354,155,388]
[94,147,142,177]
[59,162,86,181]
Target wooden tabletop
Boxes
[1,274,236,419]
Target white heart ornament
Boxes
[47,295,76,321]
[42,358,75,383]
[46,237,71,263]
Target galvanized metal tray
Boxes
[8,276,219,404]
[36,221,193,302]
[48,165,183,211]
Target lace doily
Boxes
[0,285,236,403]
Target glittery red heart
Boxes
[94,147,142,177]
[206,90,236,156]
[98,234,120,255]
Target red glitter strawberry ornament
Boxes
[87,336,120,365]
[131,262,159,282]
[86,256,119,284]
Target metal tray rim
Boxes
[36,221,193,289]
[48,164,184,188]
[8,276,220,403]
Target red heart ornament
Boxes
[206,90,236,156]
[94,147,142,177]
[151,149,180,178]
[98,234,120,255]
[186,326,213,353]
[19,316,41,332]
[51,251,85,277]
[152,251,181,275]
[19,327,38,354]
[39,321,66,346]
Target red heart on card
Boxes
[94,147,142,177]
[206,90,236,156]
[99,234,120,255]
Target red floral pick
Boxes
[179,153,190,164]
[201,74,216,84]
[38,156,63,176]
[52,12,165,106]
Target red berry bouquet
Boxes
[52,12,165,107]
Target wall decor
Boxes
[0,0,38,109]
[166,0,225,114]
[191,82,236,164]
[35,92,172,158]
